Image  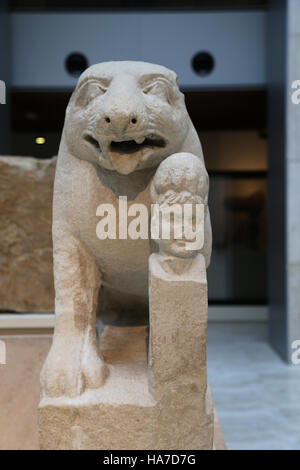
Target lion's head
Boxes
[64,61,190,175]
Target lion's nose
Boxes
[103,112,138,135]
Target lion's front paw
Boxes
[40,340,108,398]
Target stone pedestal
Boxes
[148,252,214,448]
[148,253,209,397]
[39,323,214,450]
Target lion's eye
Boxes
[143,81,169,102]
[75,82,107,107]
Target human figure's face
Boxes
[153,202,204,257]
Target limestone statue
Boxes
[39,61,214,450]
[150,152,210,261]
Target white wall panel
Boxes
[11,11,266,89]
[140,11,266,87]
[11,13,140,88]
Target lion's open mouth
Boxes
[110,136,166,155]
[84,134,101,150]
[84,133,166,155]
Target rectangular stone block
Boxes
[148,253,208,399]
[39,325,214,450]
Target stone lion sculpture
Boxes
[41,61,212,398]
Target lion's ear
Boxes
[65,88,78,116]
[173,72,179,86]
[167,69,179,87]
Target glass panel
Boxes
[207,174,267,303]
[200,129,268,304]
[200,130,267,172]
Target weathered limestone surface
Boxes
[0,334,225,450]
[39,61,214,450]
[0,156,56,312]
[149,254,209,396]
[148,253,214,448]
[39,325,214,450]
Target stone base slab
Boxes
[39,325,214,450]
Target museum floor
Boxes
[207,323,300,450]
[0,322,299,450]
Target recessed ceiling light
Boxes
[35,137,46,145]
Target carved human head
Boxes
[150,152,209,258]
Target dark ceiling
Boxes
[12,89,267,133]
[10,1,269,11]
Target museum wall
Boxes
[0,9,269,318]
[286,0,300,359]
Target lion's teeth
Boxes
[135,137,145,144]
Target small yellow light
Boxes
[35,137,46,145]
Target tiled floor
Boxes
[0,331,226,450]
[1,322,299,450]
[207,323,300,450]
